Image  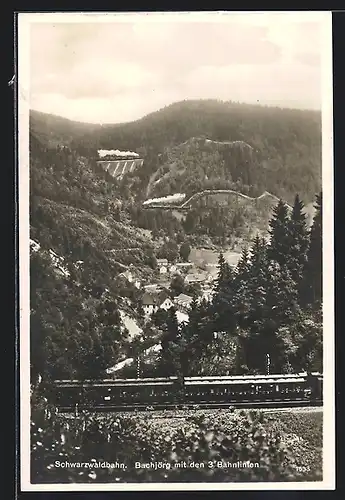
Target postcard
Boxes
[17,11,335,491]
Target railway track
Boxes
[57,399,322,413]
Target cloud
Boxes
[184,62,321,109]
[27,14,326,123]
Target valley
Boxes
[29,99,322,382]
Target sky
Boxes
[24,12,329,124]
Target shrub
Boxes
[30,395,322,483]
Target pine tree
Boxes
[261,262,299,372]
[288,194,309,300]
[179,296,201,376]
[303,192,322,307]
[233,246,251,329]
[265,263,299,326]
[179,241,191,262]
[267,199,290,267]
[248,235,268,325]
[158,307,181,377]
[214,252,232,294]
[236,246,250,278]
[233,236,269,374]
[213,253,236,334]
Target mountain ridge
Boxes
[30,98,321,127]
[30,98,321,249]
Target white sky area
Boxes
[25,12,328,124]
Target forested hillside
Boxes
[29,99,323,382]
[30,99,322,205]
[154,194,323,377]
[147,134,319,205]
[30,136,159,382]
[30,110,98,151]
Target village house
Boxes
[142,292,159,316]
[118,269,141,289]
[175,262,193,269]
[174,262,193,273]
[143,284,161,293]
[157,258,168,266]
[142,290,173,316]
[120,270,134,282]
[184,271,208,285]
[160,296,174,311]
[156,258,169,274]
[174,293,194,312]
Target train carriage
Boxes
[51,372,322,410]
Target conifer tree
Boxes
[303,192,322,307]
[214,252,233,296]
[179,296,202,375]
[233,236,269,373]
[233,246,251,329]
[288,194,309,299]
[214,252,227,293]
[213,253,236,334]
[236,246,250,278]
[260,262,299,372]
[158,307,181,376]
[267,199,290,267]
[248,235,268,325]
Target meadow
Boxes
[189,247,241,267]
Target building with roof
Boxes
[175,262,193,269]
[118,270,141,289]
[157,258,168,266]
[143,284,161,293]
[142,290,173,316]
[184,271,208,285]
[173,262,194,274]
[155,258,169,274]
[174,293,194,312]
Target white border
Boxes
[18,11,335,491]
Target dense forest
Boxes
[31,148,322,381]
[29,98,323,383]
[30,137,157,382]
[31,99,321,206]
[133,191,282,248]
[127,194,322,378]
[147,135,320,206]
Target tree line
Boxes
[156,193,322,376]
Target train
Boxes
[49,372,323,410]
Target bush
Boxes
[31,395,322,484]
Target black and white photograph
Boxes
[18,11,335,491]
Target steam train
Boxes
[50,372,322,410]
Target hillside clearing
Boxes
[189,247,241,266]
